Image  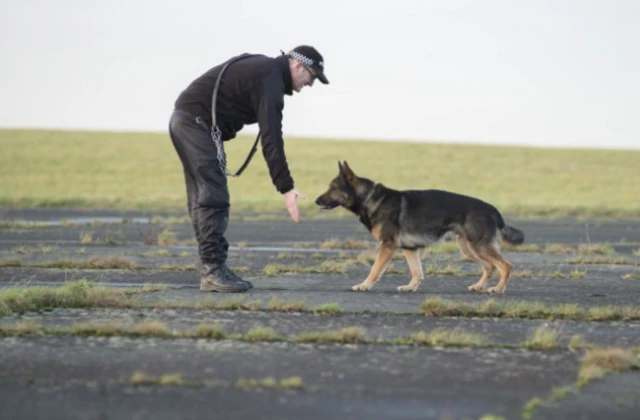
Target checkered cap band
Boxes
[288,51,315,67]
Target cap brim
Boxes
[317,70,329,85]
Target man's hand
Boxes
[283,189,305,222]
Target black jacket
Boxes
[174,53,294,194]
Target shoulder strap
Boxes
[211,53,260,178]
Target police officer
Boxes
[168,45,329,293]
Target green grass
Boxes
[0,320,566,351]
[578,348,639,387]
[0,280,168,316]
[520,348,639,419]
[130,371,203,387]
[236,376,304,390]
[1,129,639,218]
[294,327,367,344]
[399,328,485,347]
[523,326,561,349]
[2,281,638,322]
[130,371,304,390]
[421,297,640,321]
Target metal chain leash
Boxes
[195,116,232,177]
[210,124,230,176]
[201,53,263,178]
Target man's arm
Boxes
[253,73,295,195]
[252,72,305,222]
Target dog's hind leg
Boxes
[461,238,495,293]
[353,242,397,291]
[397,248,424,292]
[472,242,514,294]
[456,235,476,262]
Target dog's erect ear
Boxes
[341,161,358,185]
[338,161,344,174]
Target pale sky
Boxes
[1,0,639,150]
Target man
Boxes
[168,45,329,293]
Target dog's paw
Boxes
[352,282,372,291]
[397,284,419,292]
[486,286,505,294]
[467,284,486,293]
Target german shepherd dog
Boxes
[315,161,525,294]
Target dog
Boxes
[315,161,525,294]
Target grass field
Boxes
[1,128,639,218]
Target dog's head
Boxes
[315,161,364,212]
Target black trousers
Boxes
[168,108,229,267]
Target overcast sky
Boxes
[1,0,639,150]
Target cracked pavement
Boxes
[1,209,639,420]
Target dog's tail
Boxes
[493,209,525,245]
[501,225,525,245]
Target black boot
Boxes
[200,264,249,293]
[221,265,253,290]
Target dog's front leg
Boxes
[397,248,424,292]
[353,242,397,291]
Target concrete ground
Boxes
[1,208,639,420]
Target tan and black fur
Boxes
[315,161,525,294]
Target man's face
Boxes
[291,61,317,93]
